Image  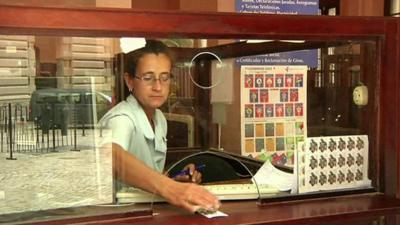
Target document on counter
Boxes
[252,160,293,191]
[196,208,228,218]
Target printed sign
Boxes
[240,65,307,167]
[235,0,319,68]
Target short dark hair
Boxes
[124,39,174,77]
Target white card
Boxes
[196,209,228,218]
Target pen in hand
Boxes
[170,164,206,180]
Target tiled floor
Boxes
[0,129,113,215]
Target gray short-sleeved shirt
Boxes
[99,95,168,174]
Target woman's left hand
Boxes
[173,163,202,184]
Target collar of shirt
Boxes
[126,95,162,140]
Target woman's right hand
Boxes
[160,179,220,213]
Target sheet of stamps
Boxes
[297,135,370,193]
[241,65,307,167]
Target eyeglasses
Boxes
[134,72,172,86]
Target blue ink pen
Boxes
[171,164,206,179]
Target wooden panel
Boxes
[0,5,396,39]
[131,0,179,10]
[396,21,400,197]
[380,21,400,197]
[61,194,400,225]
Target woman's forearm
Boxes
[112,143,169,195]
[111,143,220,212]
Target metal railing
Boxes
[0,102,91,159]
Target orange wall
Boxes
[341,0,384,16]
[180,0,217,11]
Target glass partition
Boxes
[0,34,379,223]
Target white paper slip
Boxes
[253,160,293,191]
[196,209,228,218]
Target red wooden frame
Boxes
[0,5,399,224]
[0,5,395,39]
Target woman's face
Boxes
[126,53,171,114]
